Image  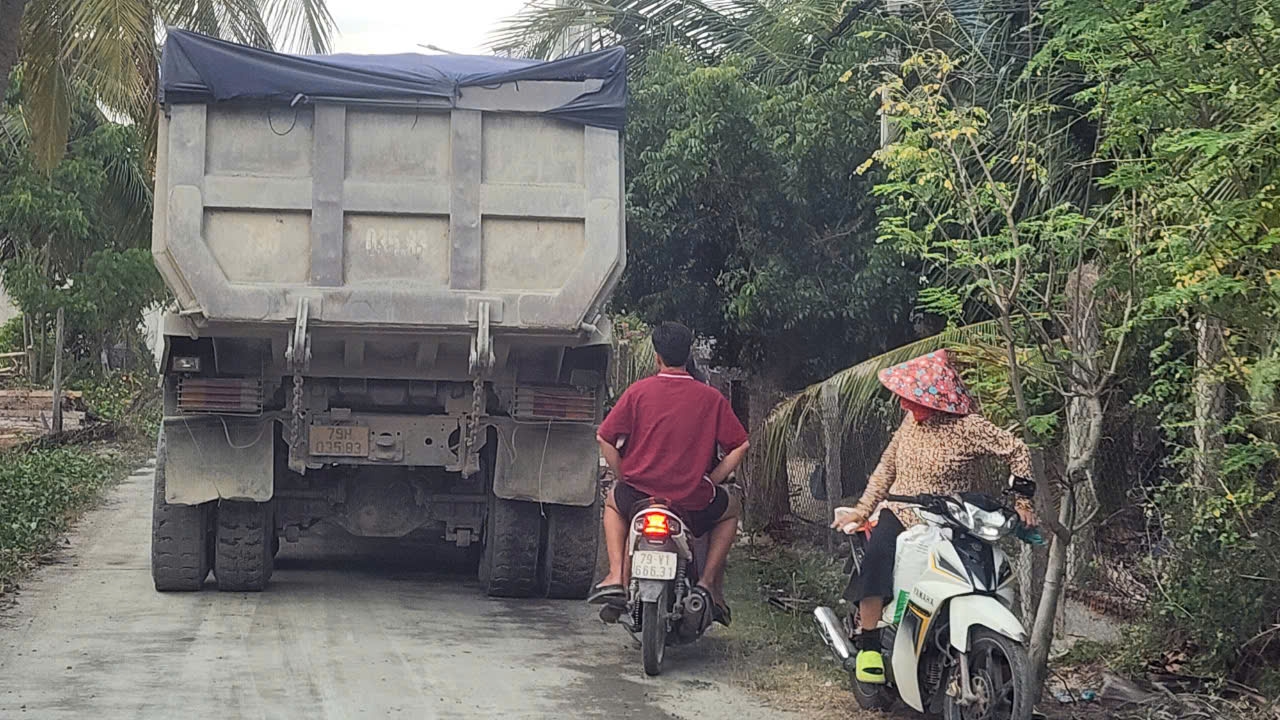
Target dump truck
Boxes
[149,30,625,597]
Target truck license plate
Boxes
[309,425,369,457]
[632,550,678,580]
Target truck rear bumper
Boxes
[160,415,600,509]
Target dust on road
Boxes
[0,461,807,719]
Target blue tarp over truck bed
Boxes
[159,29,627,130]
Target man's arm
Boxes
[597,389,635,482]
[598,435,624,480]
[709,396,750,484]
[708,440,749,484]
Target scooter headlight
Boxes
[952,502,1015,541]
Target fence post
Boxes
[820,382,843,552]
[52,307,65,434]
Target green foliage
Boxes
[0,316,23,354]
[0,447,120,589]
[620,45,920,385]
[0,84,165,381]
[75,373,148,422]
[1029,0,1280,679]
[8,0,336,168]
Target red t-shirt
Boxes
[597,370,749,511]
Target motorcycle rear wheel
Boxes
[943,629,1033,720]
[641,598,666,676]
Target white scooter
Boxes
[814,492,1041,720]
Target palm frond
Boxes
[757,320,1004,507]
[19,0,74,169]
[614,332,656,397]
[67,0,154,119]
[490,0,874,79]
[97,125,154,245]
[262,0,336,54]
[212,0,274,49]
[0,107,30,156]
[158,0,224,39]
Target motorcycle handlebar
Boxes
[885,493,959,509]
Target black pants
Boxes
[843,511,906,604]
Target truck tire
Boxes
[481,495,541,598]
[214,499,275,592]
[151,430,211,592]
[541,498,601,599]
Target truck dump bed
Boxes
[153,30,626,334]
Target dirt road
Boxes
[0,462,804,719]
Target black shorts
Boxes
[843,511,905,604]
[613,482,731,538]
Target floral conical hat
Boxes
[877,349,974,415]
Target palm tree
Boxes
[3,0,336,169]
[757,321,1004,504]
[492,0,883,80]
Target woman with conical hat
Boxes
[831,349,1040,685]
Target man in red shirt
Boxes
[589,322,750,624]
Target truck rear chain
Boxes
[463,375,484,476]
[289,373,304,456]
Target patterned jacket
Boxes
[856,412,1034,527]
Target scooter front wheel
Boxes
[641,599,666,676]
[944,629,1034,720]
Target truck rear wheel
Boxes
[151,430,211,592]
[481,496,541,598]
[214,499,275,592]
[541,498,601,599]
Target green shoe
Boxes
[855,649,887,684]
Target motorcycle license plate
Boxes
[632,550,678,580]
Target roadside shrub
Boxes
[1136,480,1280,679]
[0,316,23,354]
[0,447,118,589]
[76,373,147,422]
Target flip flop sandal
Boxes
[587,584,626,605]
[712,601,732,627]
[687,586,715,632]
[598,604,624,625]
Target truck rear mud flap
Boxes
[162,417,274,505]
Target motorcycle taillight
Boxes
[640,512,678,538]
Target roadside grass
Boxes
[0,385,157,595]
[715,538,866,716]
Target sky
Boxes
[327,0,532,55]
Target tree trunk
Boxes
[51,307,65,434]
[745,373,788,532]
[1064,264,1103,582]
[22,312,31,379]
[0,0,28,90]
[1193,315,1226,487]
[820,382,843,551]
[996,311,1052,622]
[36,312,45,380]
[1065,394,1102,583]
[1029,483,1075,692]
